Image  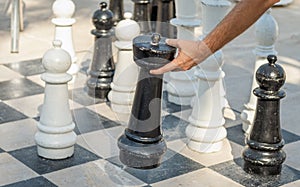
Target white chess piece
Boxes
[52,0,79,76]
[241,9,278,134]
[108,13,140,123]
[186,0,231,153]
[35,40,77,159]
[167,0,200,106]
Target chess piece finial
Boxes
[52,0,75,19]
[151,33,161,46]
[256,55,285,92]
[92,2,114,31]
[42,40,71,73]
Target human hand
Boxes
[150,39,212,74]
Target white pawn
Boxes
[52,0,79,76]
[108,13,140,123]
[35,40,77,159]
[241,9,278,134]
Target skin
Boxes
[150,0,280,74]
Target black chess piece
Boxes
[132,0,152,34]
[87,2,115,99]
[109,0,124,26]
[155,0,175,38]
[242,55,286,175]
[150,0,158,22]
[118,33,176,169]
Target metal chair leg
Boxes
[11,0,20,53]
[19,0,24,31]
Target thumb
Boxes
[166,39,180,48]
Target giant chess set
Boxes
[0,0,300,186]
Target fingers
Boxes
[150,61,179,74]
[150,50,198,74]
[166,39,180,48]
[173,51,197,70]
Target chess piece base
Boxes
[118,134,167,169]
[243,160,282,176]
[35,129,76,159]
[87,78,111,99]
[187,140,223,153]
[37,145,74,160]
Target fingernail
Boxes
[165,39,169,44]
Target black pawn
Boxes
[132,0,152,34]
[242,55,286,175]
[87,2,115,99]
[118,33,176,169]
[109,0,124,26]
[155,0,175,38]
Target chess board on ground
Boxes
[0,58,300,187]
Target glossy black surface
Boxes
[92,2,114,31]
[132,0,152,34]
[109,0,124,26]
[133,34,176,69]
[243,55,287,175]
[87,2,115,99]
[155,0,175,38]
[118,34,175,169]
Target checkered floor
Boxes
[1,58,300,187]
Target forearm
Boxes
[203,0,279,53]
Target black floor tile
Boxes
[0,78,44,100]
[72,107,121,135]
[108,149,204,184]
[226,124,246,146]
[210,158,300,187]
[79,59,90,75]
[9,144,101,175]
[282,129,300,144]
[162,114,189,141]
[70,87,106,106]
[4,58,45,76]
[0,102,28,124]
[3,176,57,187]
[162,91,191,113]
[226,124,300,147]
